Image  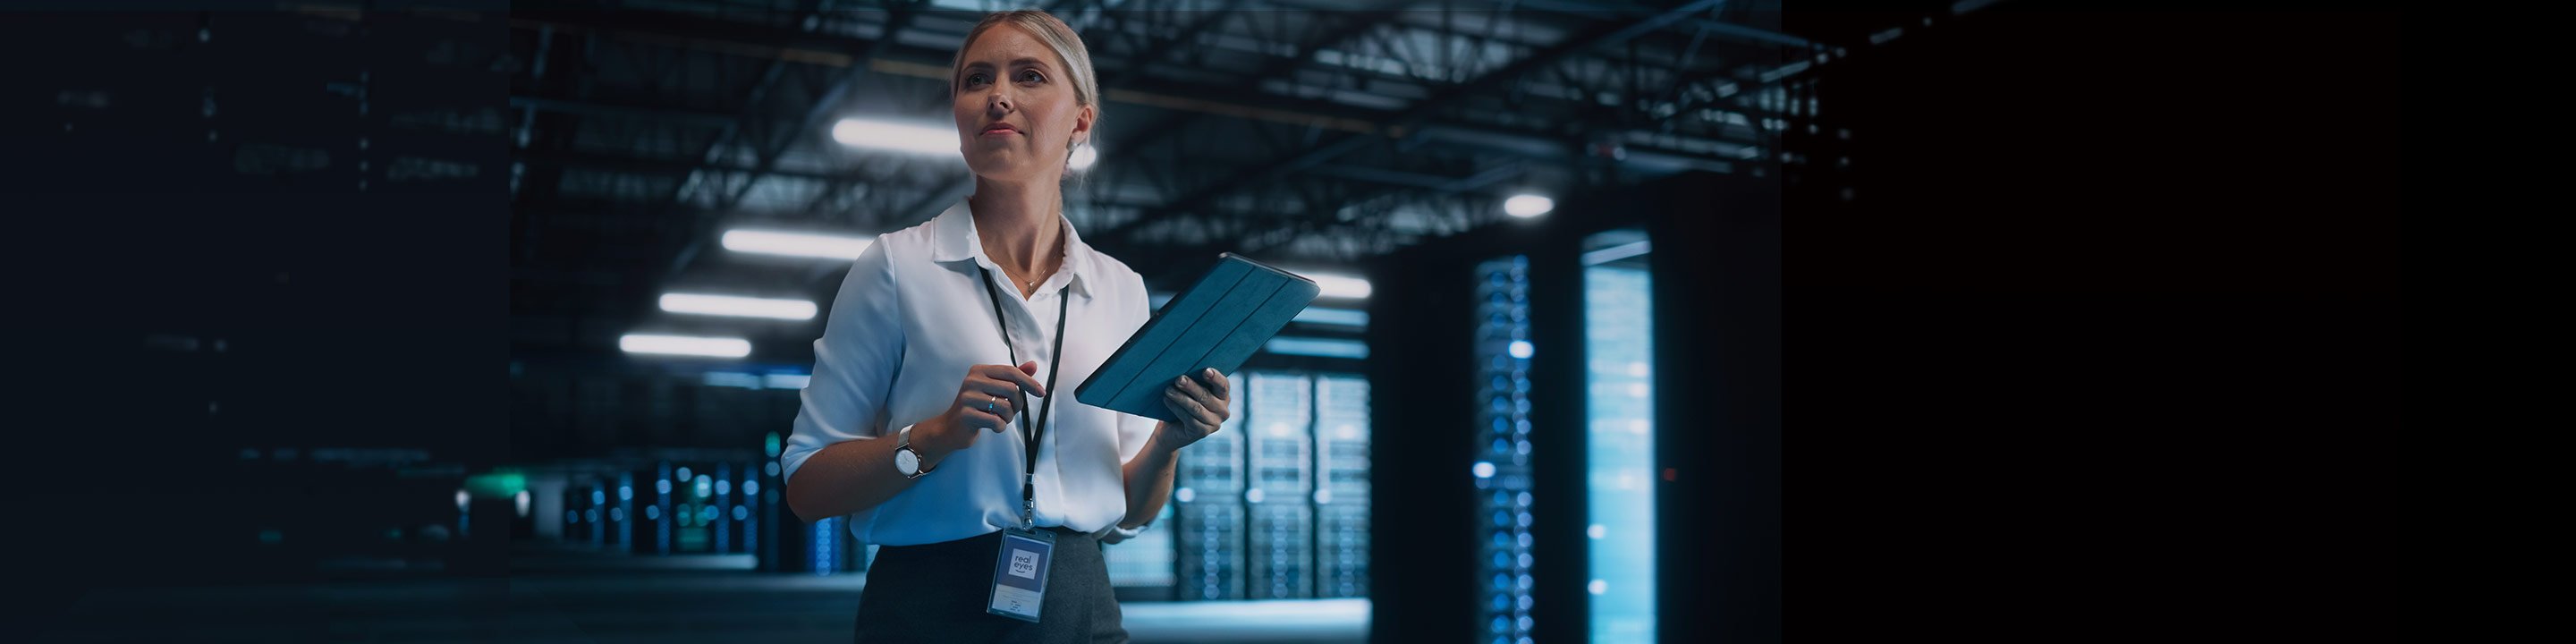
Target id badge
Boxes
[986,527,1055,623]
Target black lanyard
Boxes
[979,265,1069,529]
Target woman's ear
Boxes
[1072,103,1095,145]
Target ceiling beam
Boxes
[1095,0,1730,245]
[663,1,931,281]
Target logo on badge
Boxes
[1009,549,1039,579]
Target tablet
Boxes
[1077,253,1321,422]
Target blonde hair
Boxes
[951,10,1101,136]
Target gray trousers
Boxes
[853,527,1128,643]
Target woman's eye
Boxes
[1018,69,1044,83]
[963,72,989,86]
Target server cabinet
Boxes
[1174,374,1246,599]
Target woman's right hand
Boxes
[913,360,1048,467]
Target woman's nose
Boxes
[985,89,1013,114]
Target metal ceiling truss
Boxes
[1088,0,1738,249]
[510,0,1804,332]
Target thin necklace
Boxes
[1006,232,1063,289]
[981,215,1063,290]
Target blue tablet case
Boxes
[1077,253,1321,422]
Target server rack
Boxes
[760,436,792,572]
[1246,372,1316,599]
[653,462,675,555]
[627,464,662,555]
[737,463,760,557]
[1474,256,1538,642]
[562,486,593,547]
[1104,503,1178,597]
[810,516,843,575]
[1174,376,1246,600]
[586,482,608,547]
[1315,375,1371,598]
[712,463,733,554]
[671,464,712,553]
[611,472,633,550]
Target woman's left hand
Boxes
[1154,368,1231,453]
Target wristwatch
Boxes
[894,424,935,479]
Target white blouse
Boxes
[780,200,1160,547]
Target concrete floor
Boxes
[40,555,1367,643]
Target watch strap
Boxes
[897,424,932,479]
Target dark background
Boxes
[4,0,2394,640]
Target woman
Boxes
[778,10,1227,644]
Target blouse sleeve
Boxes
[779,236,904,485]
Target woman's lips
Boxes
[981,125,1019,137]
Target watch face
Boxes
[894,448,919,475]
